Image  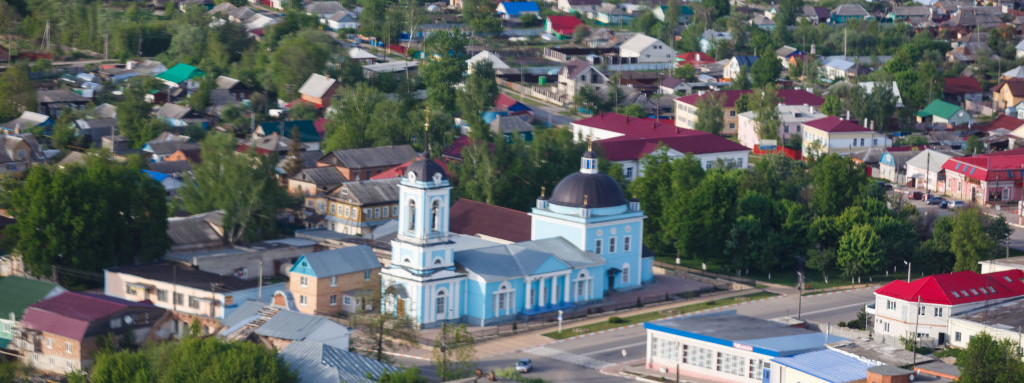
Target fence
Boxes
[496,78,568,107]
[653,261,757,289]
[752,145,802,161]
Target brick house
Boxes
[13,292,169,374]
[288,246,382,315]
[942,150,1024,204]
[297,73,338,108]
[316,144,417,181]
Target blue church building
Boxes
[379,148,654,327]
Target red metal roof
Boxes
[598,134,749,161]
[776,89,825,106]
[980,114,1024,132]
[371,158,449,180]
[944,77,983,95]
[676,52,716,66]
[450,199,531,243]
[942,151,1024,182]
[574,113,692,139]
[547,16,584,35]
[22,292,156,340]
[676,90,752,108]
[802,116,871,133]
[875,270,1024,305]
[236,144,275,155]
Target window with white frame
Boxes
[330,276,337,287]
[622,265,630,284]
[497,293,506,311]
[364,270,372,280]
[299,295,307,305]
[300,276,308,287]
[624,236,631,251]
[330,295,337,305]
[157,289,167,302]
[65,342,71,354]
[188,296,200,309]
[343,296,352,305]
[609,237,616,253]
[435,290,446,315]
[374,207,381,219]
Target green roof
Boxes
[0,277,61,320]
[259,120,322,142]
[156,63,206,84]
[918,99,961,119]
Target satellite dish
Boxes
[124,315,134,325]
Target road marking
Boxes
[579,341,647,356]
[523,346,614,370]
[770,301,870,321]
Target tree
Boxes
[572,24,589,44]
[806,247,837,284]
[458,61,500,141]
[574,86,614,114]
[377,367,428,383]
[322,84,413,152]
[752,86,780,140]
[90,350,155,383]
[821,94,841,116]
[965,135,985,155]
[837,224,884,279]
[187,77,215,112]
[421,30,468,114]
[432,323,477,381]
[264,30,332,100]
[694,93,725,135]
[280,125,305,177]
[178,133,292,244]
[118,77,171,147]
[704,0,730,18]
[893,135,929,146]
[810,154,867,217]
[730,64,751,90]
[666,169,738,263]
[674,64,696,81]
[288,103,318,121]
[353,286,419,364]
[7,153,170,277]
[0,66,36,122]
[956,333,1024,383]
[463,0,502,35]
[620,103,647,118]
[950,208,996,272]
[750,56,783,88]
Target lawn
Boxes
[657,256,904,290]
[541,291,778,340]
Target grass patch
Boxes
[541,291,778,340]
[657,255,903,290]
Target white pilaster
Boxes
[525,278,533,310]
[550,276,558,305]
[563,273,571,303]
[539,278,546,307]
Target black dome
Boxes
[405,157,448,182]
[549,172,627,208]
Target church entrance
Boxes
[606,268,621,291]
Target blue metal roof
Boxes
[499,2,540,16]
[141,169,169,182]
[771,349,874,383]
[744,333,848,357]
[644,312,845,357]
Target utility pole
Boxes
[258,259,264,301]
[797,271,804,319]
[843,27,847,58]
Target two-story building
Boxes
[0,133,46,175]
[942,150,1024,204]
[305,177,402,236]
[14,292,170,374]
[288,246,382,316]
[617,34,677,65]
[737,104,826,149]
[558,59,610,102]
[316,145,418,181]
[871,270,1024,347]
[677,89,824,136]
[992,79,1024,110]
[800,116,891,158]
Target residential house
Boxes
[737,104,826,149]
[802,5,830,24]
[466,51,512,74]
[658,77,687,95]
[143,139,200,163]
[347,47,377,65]
[215,75,251,102]
[942,7,1002,31]
[1002,66,1024,81]
[878,149,923,185]
[1,111,52,132]
[775,45,801,69]
[917,99,974,127]
[545,15,584,40]
[556,0,600,14]
[368,158,449,181]
[652,5,692,24]
[944,76,983,105]
[149,160,194,181]
[699,30,732,53]
[490,115,534,142]
[143,170,184,195]
[280,340,398,383]
[256,120,322,150]
[557,59,609,102]
[104,263,284,323]
[155,103,206,128]
[316,144,417,181]
[675,51,716,69]
[12,292,169,373]
[677,89,823,136]
[166,237,317,280]
[304,1,345,18]
[289,166,347,196]
[871,270,1024,347]
[305,178,402,236]
[36,90,89,119]
[942,151,1024,204]
[219,301,351,351]
[831,4,870,23]
[156,63,206,93]
[905,148,958,193]
[992,79,1024,110]
[856,81,904,108]
[73,118,116,146]
[297,73,338,109]
[801,116,891,158]
[288,246,382,316]
[0,277,64,349]
[0,133,46,174]
[618,34,676,64]
[947,299,1024,353]
[1017,40,1024,59]
[322,9,359,30]
[449,199,532,244]
[723,56,758,80]
[821,57,859,81]
[362,61,418,80]
[889,6,931,21]
[496,2,540,20]
[587,3,632,25]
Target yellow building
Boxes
[674,90,750,135]
[992,79,1024,110]
[304,178,401,237]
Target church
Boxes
[379,147,654,328]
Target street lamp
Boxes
[903,260,911,283]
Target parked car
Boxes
[940,200,965,209]
[926,196,946,205]
[909,191,924,200]
[877,181,893,191]
[516,358,533,373]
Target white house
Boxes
[723,56,758,80]
[857,81,904,108]
[617,34,677,64]
[870,270,1024,348]
[904,148,957,191]
[466,51,512,74]
[737,104,825,149]
[558,59,609,100]
[801,116,891,158]
[1016,40,1024,59]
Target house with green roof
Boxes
[0,277,64,348]
[916,99,974,127]
[156,63,206,92]
[256,120,322,149]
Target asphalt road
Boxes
[505,92,577,127]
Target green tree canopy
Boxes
[695,93,725,135]
[421,30,469,114]
[7,152,170,277]
[956,332,1024,383]
[322,83,414,152]
[263,30,333,100]
[457,61,500,141]
[810,154,867,216]
[432,323,477,381]
[0,66,35,122]
[750,56,783,88]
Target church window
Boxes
[595,239,602,254]
[498,293,506,310]
[609,237,616,253]
[624,236,631,251]
[434,258,442,265]
[407,200,416,231]
[577,281,585,297]
[431,200,442,233]
[436,291,446,315]
[622,265,630,284]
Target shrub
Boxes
[837,321,847,328]
[608,316,627,324]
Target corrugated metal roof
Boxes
[328,178,401,206]
[0,277,63,321]
[295,245,382,278]
[281,340,397,383]
[256,310,339,340]
[772,349,873,383]
[455,237,604,281]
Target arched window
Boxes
[407,200,416,232]
[433,258,442,265]
[431,200,441,233]
[435,290,446,315]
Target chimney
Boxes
[846,111,851,120]
[14,123,20,134]
[805,103,811,113]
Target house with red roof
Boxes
[370,158,449,180]
[942,150,1024,204]
[545,15,585,39]
[675,52,716,68]
[871,270,1024,347]
[571,113,750,177]
[13,292,168,374]
[943,77,983,104]
[675,89,824,136]
[800,116,890,158]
